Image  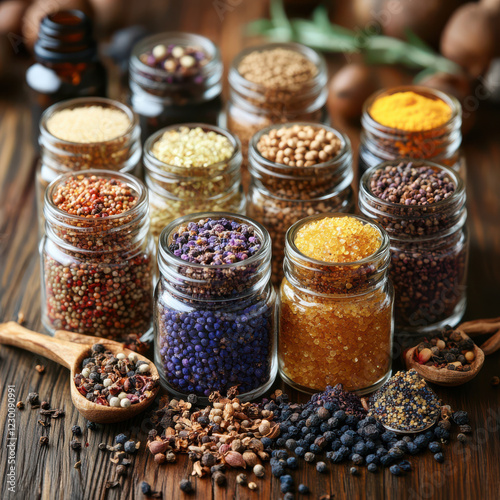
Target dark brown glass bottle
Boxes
[26,10,107,138]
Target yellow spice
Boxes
[369,91,452,131]
[295,216,381,263]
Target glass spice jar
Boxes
[359,159,468,332]
[37,97,142,233]
[226,42,329,157]
[144,124,245,240]
[359,86,465,178]
[40,170,154,340]
[247,123,354,285]
[279,213,394,395]
[154,212,277,401]
[129,32,223,142]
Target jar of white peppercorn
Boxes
[227,43,328,158]
[247,123,354,284]
[144,124,245,239]
[37,97,142,233]
[154,212,277,402]
[41,170,154,340]
[129,32,223,142]
[359,159,468,332]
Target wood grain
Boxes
[1,1,500,499]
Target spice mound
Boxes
[257,124,341,167]
[295,216,381,263]
[152,126,234,167]
[369,369,441,432]
[369,91,451,131]
[414,326,476,371]
[370,162,455,206]
[74,344,158,407]
[47,105,131,143]
[238,48,317,88]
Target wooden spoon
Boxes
[404,329,485,387]
[0,321,160,423]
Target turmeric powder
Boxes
[369,91,452,131]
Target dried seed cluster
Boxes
[73,343,158,407]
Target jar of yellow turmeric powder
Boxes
[279,213,394,394]
[359,87,465,179]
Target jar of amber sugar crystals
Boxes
[279,214,394,394]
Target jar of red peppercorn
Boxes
[40,170,154,340]
[358,159,468,333]
[129,32,223,142]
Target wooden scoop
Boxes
[404,329,485,387]
[0,321,160,423]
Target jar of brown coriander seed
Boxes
[227,43,328,159]
[41,170,154,340]
[247,123,354,284]
[37,97,141,233]
[144,124,245,239]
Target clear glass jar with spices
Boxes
[37,97,141,233]
[154,212,277,401]
[359,86,465,178]
[279,213,394,395]
[129,32,223,142]
[359,159,468,332]
[40,170,154,340]
[227,42,328,156]
[247,123,354,284]
[144,123,245,239]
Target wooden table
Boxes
[1,2,500,499]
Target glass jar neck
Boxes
[228,43,328,118]
[248,123,352,200]
[283,214,391,297]
[157,212,272,302]
[360,86,462,162]
[44,170,149,255]
[358,160,466,240]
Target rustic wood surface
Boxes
[1,1,500,499]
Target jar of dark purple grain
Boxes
[359,159,468,333]
[154,213,277,402]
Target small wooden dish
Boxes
[404,329,485,387]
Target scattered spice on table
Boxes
[35,364,45,374]
[39,436,49,446]
[73,343,159,407]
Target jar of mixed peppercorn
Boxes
[247,123,354,284]
[155,212,277,401]
[37,97,141,233]
[279,213,394,395]
[41,170,154,340]
[359,159,468,332]
[359,87,465,178]
[129,32,223,141]
[144,124,245,240]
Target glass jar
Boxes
[279,213,394,394]
[40,170,154,340]
[129,32,223,142]
[359,86,465,178]
[247,123,354,284]
[144,124,245,239]
[155,212,277,401]
[227,42,328,156]
[359,160,468,333]
[37,97,142,233]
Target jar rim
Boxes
[285,213,390,268]
[158,211,271,271]
[249,121,351,173]
[144,123,242,177]
[40,97,139,147]
[361,86,462,136]
[44,168,148,225]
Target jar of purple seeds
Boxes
[154,212,277,401]
[129,32,223,141]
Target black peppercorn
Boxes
[28,392,39,406]
[70,439,82,451]
[179,479,194,493]
[141,481,152,495]
[71,425,82,436]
